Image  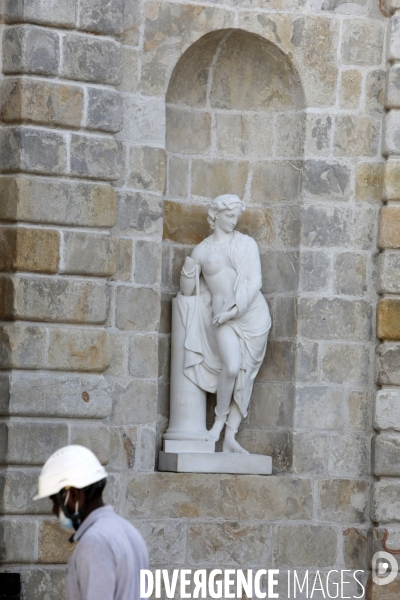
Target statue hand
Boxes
[213,306,238,325]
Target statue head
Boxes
[207,194,245,230]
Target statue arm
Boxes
[180,251,201,296]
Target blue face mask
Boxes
[58,490,79,531]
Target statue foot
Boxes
[222,437,249,454]
[206,418,225,442]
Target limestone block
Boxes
[243,208,277,246]
[1,421,69,465]
[111,238,133,283]
[328,433,369,477]
[134,240,162,285]
[235,430,291,470]
[383,0,400,12]
[0,374,10,415]
[303,160,350,200]
[13,275,109,324]
[258,341,296,382]
[107,379,157,424]
[138,427,156,471]
[0,323,47,369]
[340,70,362,109]
[0,277,14,320]
[318,480,369,524]
[105,332,127,376]
[163,203,206,244]
[377,342,400,384]
[126,473,312,520]
[334,115,379,157]
[192,159,248,200]
[0,469,50,515]
[384,111,400,156]
[292,433,327,476]
[372,480,400,523]
[4,0,76,27]
[79,0,124,35]
[62,34,122,85]
[69,422,111,464]
[0,518,36,562]
[305,115,331,156]
[171,246,190,289]
[375,389,400,431]
[249,382,294,428]
[386,66,400,109]
[62,232,117,277]
[21,568,67,600]
[128,147,166,192]
[383,159,400,200]
[0,128,67,175]
[301,205,350,246]
[322,343,368,384]
[168,156,188,199]
[158,335,170,380]
[86,88,123,133]
[260,251,299,294]
[347,390,371,431]
[274,525,337,567]
[370,528,400,564]
[295,387,343,430]
[366,69,385,114]
[0,79,84,128]
[377,299,400,340]
[121,96,165,145]
[47,328,111,372]
[273,297,297,338]
[300,251,330,292]
[355,162,382,201]
[349,204,379,251]
[141,2,234,96]
[128,334,158,379]
[160,293,172,335]
[215,113,274,158]
[388,15,400,61]
[296,341,318,383]
[2,26,59,75]
[341,19,383,65]
[0,227,59,273]
[0,177,117,227]
[334,253,366,295]
[107,425,137,470]
[116,0,140,46]
[188,521,271,566]
[135,520,185,566]
[37,520,75,563]
[343,528,368,571]
[299,298,372,341]
[374,434,400,476]
[276,113,305,157]
[114,192,162,235]
[116,287,160,331]
[166,107,211,155]
[8,372,112,418]
[251,161,301,203]
[118,47,139,93]
[70,134,121,180]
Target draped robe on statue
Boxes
[176,231,271,418]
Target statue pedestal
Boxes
[159,451,272,475]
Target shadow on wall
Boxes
[159,29,306,472]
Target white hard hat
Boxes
[33,445,107,500]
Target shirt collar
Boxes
[73,506,114,542]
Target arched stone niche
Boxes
[160,29,305,471]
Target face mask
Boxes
[58,507,74,531]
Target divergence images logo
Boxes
[372,552,398,586]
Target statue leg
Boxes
[223,402,249,454]
[206,324,241,442]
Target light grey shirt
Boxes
[66,506,148,600]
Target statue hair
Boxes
[207,194,246,229]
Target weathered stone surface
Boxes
[334,116,379,157]
[0,177,117,227]
[13,275,109,324]
[341,19,383,66]
[334,253,366,295]
[384,110,400,156]
[1,421,68,465]
[299,298,372,341]
[386,65,400,109]
[375,389,400,431]
[259,340,296,382]
[8,372,112,418]
[0,323,46,369]
[322,343,368,384]
[273,525,337,567]
[303,160,350,200]
[2,26,59,75]
[139,426,156,471]
[0,79,84,128]
[47,328,111,372]
[0,469,50,515]
[252,161,302,203]
[318,480,368,524]
[5,0,76,27]
[296,341,318,383]
[300,251,330,291]
[111,238,133,283]
[116,287,160,331]
[192,159,248,200]
[129,334,158,379]
[216,113,274,158]
[0,128,67,175]
[249,382,294,428]
[134,240,162,285]
[70,134,121,180]
[163,202,208,244]
[301,205,349,247]
[0,277,15,320]
[340,70,361,109]
[0,518,36,562]
[366,69,385,114]
[329,433,369,477]
[261,252,299,294]
[305,115,331,156]
[343,528,368,571]
[115,192,162,235]
[135,520,185,566]
[86,87,123,133]
[62,34,122,85]
[273,297,297,337]
[377,299,400,340]
[107,426,138,470]
[120,96,165,145]
[372,480,400,523]
[355,162,382,201]
[235,430,292,471]
[383,159,400,200]
[378,343,400,385]
[293,432,327,475]
[389,15,400,61]
[347,390,371,431]
[37,520,74,563]
[128,147,166,192]
[63,232,116,276]
[276,113,305,157]
[79,0,124,35]
[0,227,59,273]
[166,107,211,154]
[118,47,139,93]
[69,422,111,464]
[22,568,67,600]
[127,473,312,520]
[379,206,400,249]
[374,434,400,476]
[168,156,188,199]
[107,379,158,424]
[295,387,343,429]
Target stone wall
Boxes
[0,0,395,598]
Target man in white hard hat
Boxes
[34,445,149,600]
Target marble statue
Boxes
[174,194,271,455]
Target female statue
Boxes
[179,194,271,454]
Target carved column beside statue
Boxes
[159,195,272,475]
